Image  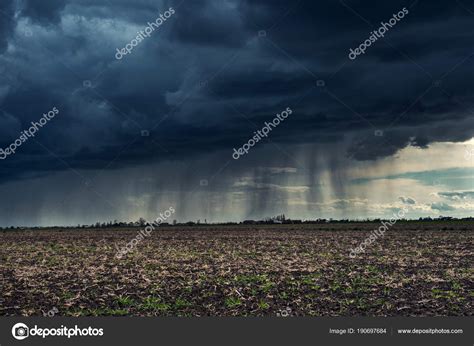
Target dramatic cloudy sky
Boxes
[0,0,473,226]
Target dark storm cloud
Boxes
[170,0,247,47]
[0,0,473,183]
[21,0,67,24]
[0,0,15,53]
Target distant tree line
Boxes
[1,215,473,230]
